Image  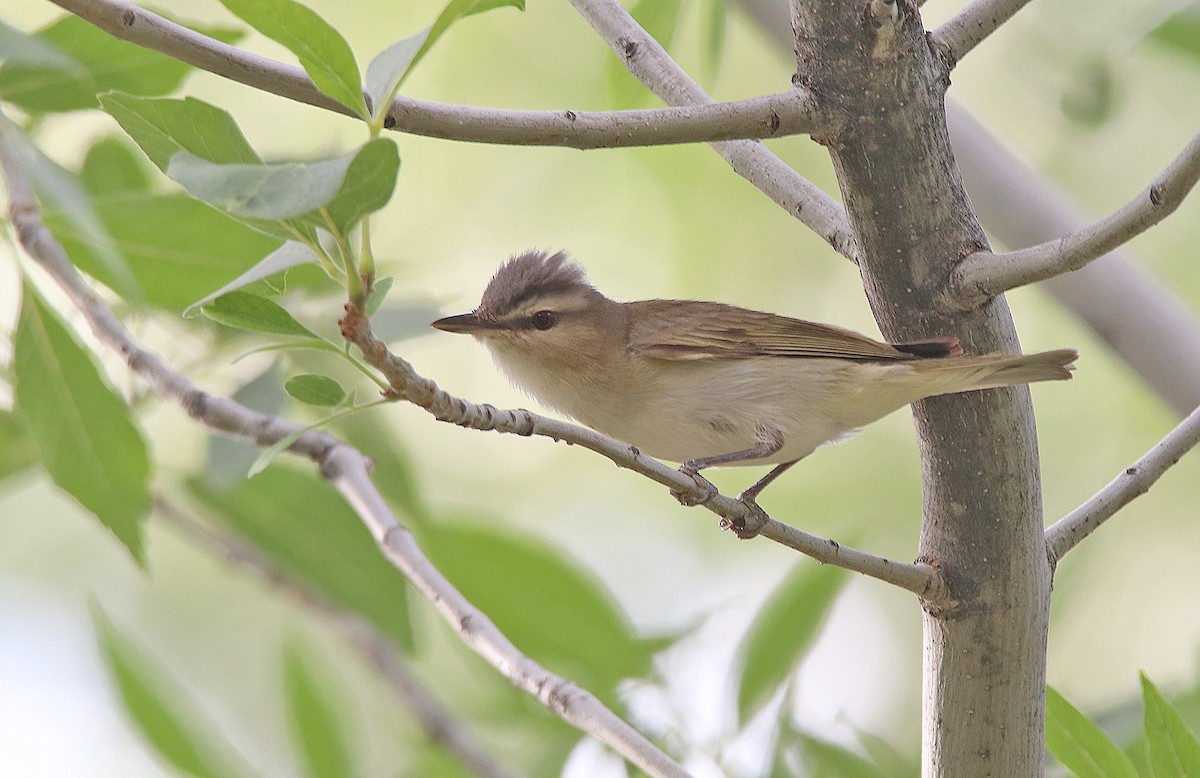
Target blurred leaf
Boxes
[14,286,150,564]
[737,563,848,721]
[795,732,889,778]
[1147,9,1200,63]
[101,93,261,171]
[1060,58,1117,128]
[5,122,141,302]
[190,465,415,650]
[205,366,289,491]
[185,240,317,315]
[333,411,428,528]
[364,275,393,316]
[201,291,318,337]
[0,14,242,113]
[283,641,358,778]
[80,136,153,195]
[92,606,250,778]
[217,0,366,117]
[1142,672,1200,777]
[0,18,80,69]
[422,522,654,700]
[0,410,39,484]
[44,190,282,312]
[285,374,346,406]
[1046,686,1139,778]
[406,746,475,778]
[605,0,682,107]
[698,0,727,85]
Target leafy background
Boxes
[1,0,1199,775]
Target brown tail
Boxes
[917,348,1078,394]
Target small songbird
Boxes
[432,250,1077,502]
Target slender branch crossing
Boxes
[1046,405,1200,561]
[931,0,1036,65]
[47,0,824,149]
[948,131,1200,309]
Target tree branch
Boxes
[1045,404,1200,562]
[564,0,855,258]
[152,498,519,778]
[0,126,689,778]
[947,131,1200,309]
[46,0,824,149]
[337,306,944,601]
[930,0,1035,66]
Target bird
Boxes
[431,250,1077,503]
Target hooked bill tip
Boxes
[431,312,485,334]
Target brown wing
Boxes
[625,300,961,362]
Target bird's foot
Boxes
[720,492,769,539]
[673,462,718,506]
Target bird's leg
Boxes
[723,459,801,539]
[673,424,785,507]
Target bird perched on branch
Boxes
[433,250,1077,504]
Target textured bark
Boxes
[789,1,1052,774]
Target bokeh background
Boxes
[2,0,1199,775]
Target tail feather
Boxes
[920,348,1078,393]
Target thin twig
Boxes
[1046,405,1200,562]
[338,306,943,601]
[0,124,690,778]
[46,0,823,149]
[565,0,855,258]
[930,0,1035,66]
[947,131,1200,310]
[153,498,520,778]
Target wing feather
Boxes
[625,300,960,362]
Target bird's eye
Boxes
[531,310,556,330]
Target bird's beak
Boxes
[431,312,490,334]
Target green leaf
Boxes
[80,136,153,195]
[189,465,415,650]
[185,240,317,316]
[422,521,655,700]
[217,0,366,116]
[1147,9,1200,64]
[101,93,261,171]
[794,731,890,778]
[0,14,243,113]
[92,606,250,778]
[283,641,358,778]
[201,291,317,337]
[321,139,399,233]
[4,122,141,303]
[165,139,396,235]
[364,0,525,119]
[43,190,283,312]
[1142,672,1200,778]
[736,563,848,721]
[1046,686,1139,778]
[0,410,39,484]
[364,29,429,119]
[1060,58,1117,128]
[13,286,150,563]
[285,374,346,406]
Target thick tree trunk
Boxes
[788,1,1052,774]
